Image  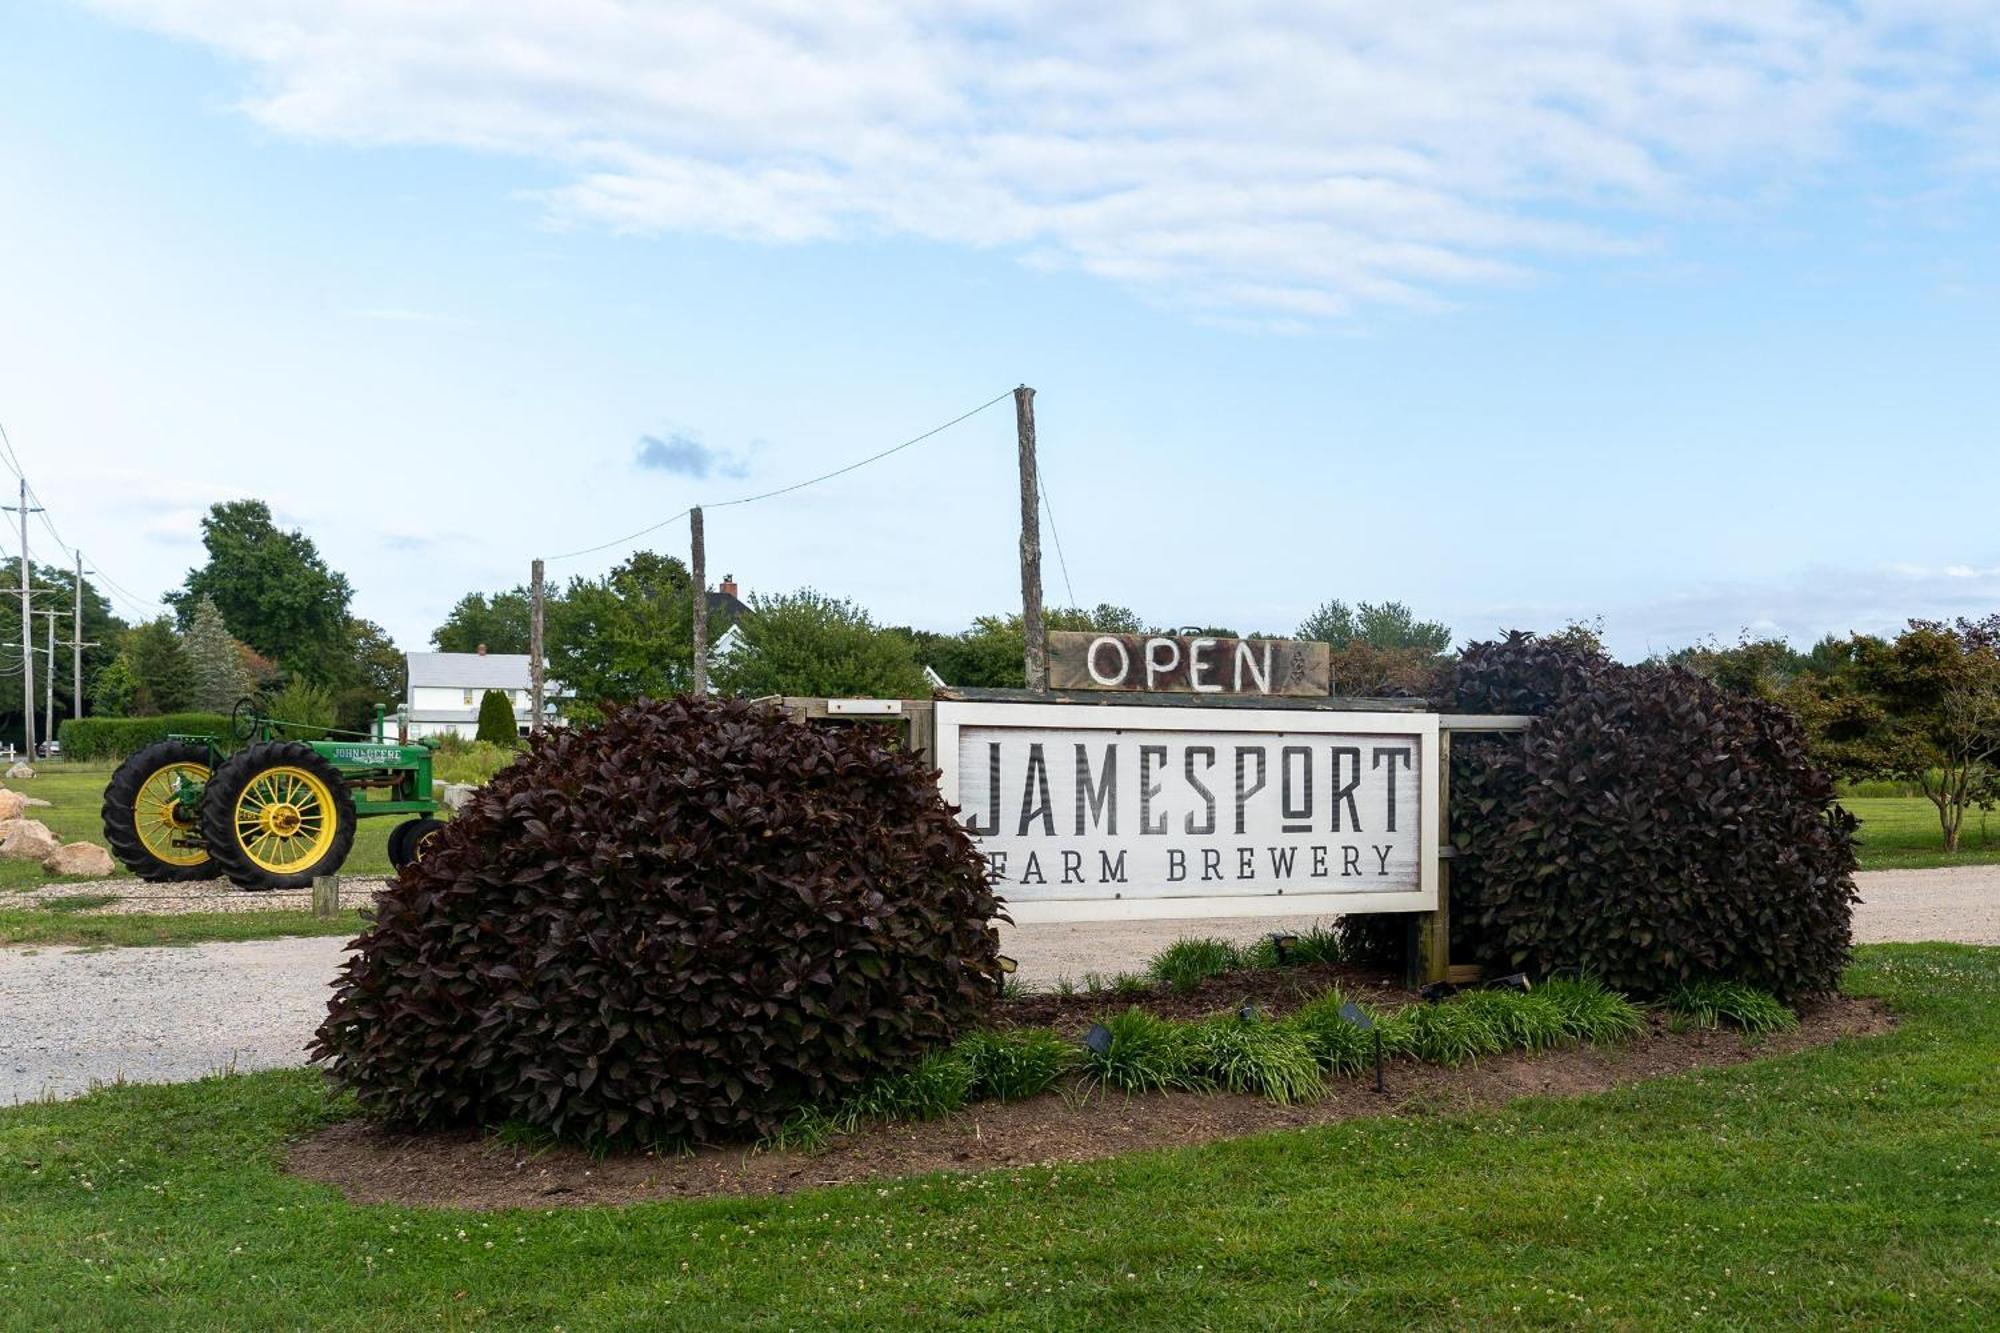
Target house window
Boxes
[463,689,475,705]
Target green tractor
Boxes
[100,699,447,890]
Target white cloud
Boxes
[84,1,2000,317]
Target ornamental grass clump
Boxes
[1539,975,1648,1045]
[1454,990,1574,1054]
[1146,937,1244,992]
[1283,991,1383,1074]
[956,1028,1075,1102]
[1081,1007,1195,1094]
[1181,1015,1324,1105]
[311,696,1004,1148]
[1662,979,1799,1034]
[1381,1001,1507,1067]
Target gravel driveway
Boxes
[3,866,1994,1105]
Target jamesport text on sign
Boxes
[936,701,1439,923]
[1046,631,1330,697]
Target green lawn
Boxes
[1843,797,2000,871]
[0,907,365,948]
[0,943,1992,1330]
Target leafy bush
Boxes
[268,680,336,740]
[428,737,520,787]
[1080,1008,1194,1093]
[475,689,519,745]
[1661,979,1798,1034]
[57,713,232,762]
[956,1028,1075,1102]
[1380,1002,1506,1067]
[1147,937,1243,992]
[1445,631,1859,1000]
[1538,975,1647,1044]
[1284,991,1384,1074]
[312,695,1004,1147]
[1453,990,1573,1054]
[1182,1015,1324,1104]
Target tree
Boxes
[183,594,251,712]
[925,605,1149,688]
[476,689,519,744]
[1664,634,1808,701]
[347,618,405,701]
[125,617,196,715]
[1799,619,2000,852]
[547,550,693,718]
[167,500,354,684]
[432,589,534,655]
[717,589,929,700]
[1296,599,1453,697]
[0,560,124,740]
[89,655,137,717]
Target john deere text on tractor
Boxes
[100,699,447,889]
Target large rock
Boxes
[0,790,25,821]
[440,783,479,813]
[5,763,33,780]
[0,818,60,863]
[45,842,117,878]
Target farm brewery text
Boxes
[956,725,1422,900]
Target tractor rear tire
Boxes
[100,741,215,882]
[199,740,357,890]
[387,817,447,872]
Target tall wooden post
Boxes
[528,558,546,737]
[72,552,83,723]
[1408,729,1454,987]
[1014,385,1046,692]
[690,506,709,697]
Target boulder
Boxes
[20,796,49,807]
[0,818,60,863]
[5,763,33,780]
[440,783,479,813]
[45,842,117,879]
[0,790,24,821]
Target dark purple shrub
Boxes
[313,696,1002,1146]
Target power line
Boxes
[1039,477,1078,609]
[547,388,1015,563]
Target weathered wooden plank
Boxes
[1438,713,1536,732]
[1048,631,1329,697]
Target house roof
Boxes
[706,588,749,621]
[407,652,535,691]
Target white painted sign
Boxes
[936,701,1439,923]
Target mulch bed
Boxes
[288,989,1893,1211]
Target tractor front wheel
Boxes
[101,741,215,881]
[199,741,357,890]
[387,817,447,872]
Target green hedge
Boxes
[57,714,232,762]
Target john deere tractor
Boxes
[100,699,447,890]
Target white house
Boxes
[401,649,560,740]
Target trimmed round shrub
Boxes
[474,688,518,745]
[1445,632,1858,999]
[312,696,1003,1146]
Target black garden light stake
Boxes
[1485,972,1532,993]
[1338,999,1385,1094]
[1083,1022,1114,1057]
[1267,932,1298,965]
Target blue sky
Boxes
[2,1,1998,661]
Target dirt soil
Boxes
[288,994,1892,1211]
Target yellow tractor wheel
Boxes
[199,741,357,890]
[100,741,215,881]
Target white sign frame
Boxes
[936,700,1440,924]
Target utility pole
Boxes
[8,480,42,756]
[528,558,546,738]
[35,609,57,749]
[690,506,708,697]
[1014,385,1046,692]
[73,552,84,722]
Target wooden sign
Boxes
[937,700,1439,923]
[1048,631,1329,697]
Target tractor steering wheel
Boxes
[229,697,262,743]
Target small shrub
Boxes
[956,1028,1075,1102]
[269,680,336,740]
[1454,990,1574,1053]
[1285,923,1346,967]
[1083,971,1153,998]
[848,1050,977,1124]
[1334,914,1406,967]
[1182,1016,1324,1104]
[429,738,520,787]
[1284,991,1383,1074]
[1381,1002,1505,1067]
[1081,1008,1194,1094]
[313,696,1003,1147]
[1539,976,1647,1045]
[1147,937,1243,992]
[1662,979,1799,1034]
[475,689,519,745]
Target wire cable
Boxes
[547,388,1015,563]
[1039,476,1078,609]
